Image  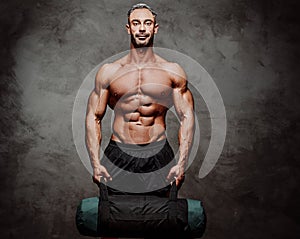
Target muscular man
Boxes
[86,3,194,195]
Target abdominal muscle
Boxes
[111,104,167,144]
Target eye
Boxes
[145,21,152,26]
[132,22,139,26]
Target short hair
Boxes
[127,3,157,22]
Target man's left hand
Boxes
[166,165,185,189]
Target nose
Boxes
[139,23,146,32]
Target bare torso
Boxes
[87,7,194,185]
[106,55,175,144]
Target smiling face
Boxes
[126,8,159,48]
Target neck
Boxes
[128,45,155,64]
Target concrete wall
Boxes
[0,0,299,238]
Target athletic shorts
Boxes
[101,139,176,196]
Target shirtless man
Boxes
[86,3,194,195]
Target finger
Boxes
[102,169,112,181]
[171,176,177,185]
[170,179,177,186]
[166,169,175,181]
[167,176,177,186]
[166,173,172,182]
[92,176,101,185]
[176,176,185,189]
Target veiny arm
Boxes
[167,64,195,187]
[85,64,111,183]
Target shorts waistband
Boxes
[108,139,168,150]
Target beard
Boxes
[131,32,155,48]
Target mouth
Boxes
[136,35,149,40]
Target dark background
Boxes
[1,0,300,238]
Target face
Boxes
[126,8,159,48]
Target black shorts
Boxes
[101,139,176,196]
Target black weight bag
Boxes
[76,183,206,238]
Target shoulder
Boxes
[95,62,122,88]
[162,62,187,88]
[166,62,186,77]
[155,55,185,78]
[154,54,186,79]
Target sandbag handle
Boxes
[99,182,109,201]
[98,182,110,235]
[99,181,177,200]
[168,182,178,230]
[169,181,178,201]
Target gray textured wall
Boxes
[1,0,299,238]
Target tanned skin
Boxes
[85,8,195,189]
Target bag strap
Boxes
[99,182,109,201]
[168,182,178,227]
[169,181,178,201]
[98,182,110,234]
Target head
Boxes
[126,3,159,48]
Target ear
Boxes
[154,23,159,34]
[126,24,130,35]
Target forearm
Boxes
[178,110,195,169]
[86,114,102,170]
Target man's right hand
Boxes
[92,165,112,185]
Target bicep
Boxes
[87,65,110,120]
[172,71,194,118]
[173,87,194,120]
[86,88,109,120]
